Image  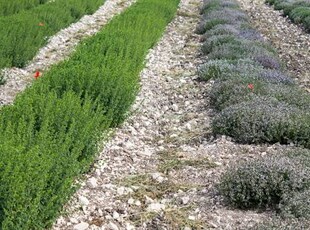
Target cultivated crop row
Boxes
[197,0,310,223]
[0,0,179,229]
[266,0,310,32]
[0,0,104,70]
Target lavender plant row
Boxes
[198,0,310,148]
[198,0,310,221]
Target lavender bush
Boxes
[280,189,310,218]
[212,96,309,144]
[218,155,310,209]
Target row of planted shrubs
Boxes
[197,0,310,148]
[0,0,104,70]
[196,0,310,223]
[266,0,310,32]
[0,0,180,229]
[0,0,49,17]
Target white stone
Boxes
[185,123,192,131]
[87,177,98,188]
[128,198,135,205]
[70,218,79,224]
[188,215,196,221]
[151,172,165,183]
[112,211,120,220]
[73,222,89,230]
[181,196,190,205]
[79,196,89,206]
[184,227,192,230]
[117,187,125,196]
[144,195,154,204]
[126,223,135,230]
[172,104,179,111]
[147,203,165,212]
[135,200,141,206]
[108,222,119,230]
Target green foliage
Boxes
[0,0,180,229]
[218,155,310,209]
[0,0,49,17]
[0,0,104,69]
[266,0,310,31]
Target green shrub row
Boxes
[265,0,310,32]
[198,0,310,222]
[198,0,310,148]
[0,0,180,229]
[0,0,49,17]
[0,0,104,69]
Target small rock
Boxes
[79,196,89,206]
[126,223,135,230]
[73,222,89,230]
[151,172,165,183]
[147,203,165,212]
[214,161,222,166]
[135,200,141,206]
[128,198,135,205]
[87,177,98,188]
[113,211,120,220]
[144,195,154,204]
[185,123,192,131]
[188,215,196,221]
[117,187,125,195]
[70,218,79,224]
[172,104,179,111]
[108,222,119,230]
[181,196,190,205]
[184,227,192,230]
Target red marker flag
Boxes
[248,83,254,91]
[34,71,40,79]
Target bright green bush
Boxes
[0,0,104,69]
[0,0,180,229]
[218,155,310,209]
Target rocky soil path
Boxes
[51,0,293,229]
[237,0,310,92]
[0,0,136,106]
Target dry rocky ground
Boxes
[0,0,309,229]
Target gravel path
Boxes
[51,0,287,229]
[236,0,310,92]
[0,0,136,106]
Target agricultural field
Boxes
[0,0,309,229]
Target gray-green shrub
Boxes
[218,155,310,209]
